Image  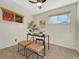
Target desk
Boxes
[27,33,49,56]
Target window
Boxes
[48,13,70,24]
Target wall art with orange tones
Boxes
[1,7,23,23]
[3,10,14,21]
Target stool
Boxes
[26,43,44,59]
[18,40,32,56]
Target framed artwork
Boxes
[3,10,14,21]
[39,20,46,28]
[1,7,23,23]
[15,14,23,23]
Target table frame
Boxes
[27,33,49,56]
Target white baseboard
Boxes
[0,43,17,50]
[50,42,77,51]
[75,48,79,53]
[0,41,79,54]
[77,50,79,53]
[50,42,79,53]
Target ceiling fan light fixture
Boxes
[38,5,42,9]
[37,2,42,7]
[28,0,46,9]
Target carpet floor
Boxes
[0,44,79,59]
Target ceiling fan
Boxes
[28,0,46,9]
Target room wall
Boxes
[77,0,79,52]
[33,3,77,49]
[0,6,32,49]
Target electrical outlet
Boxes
[15,39,17,42]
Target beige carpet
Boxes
[0,44,79,59]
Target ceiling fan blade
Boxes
[42,0,46,3]
[37,0,40,2]
[29,1,37,3]
[37,0,46,3]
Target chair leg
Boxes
[24,47,25,56]
[37,54,38,59]
[42,56,43,59]
[18,44,19,52]
[18,44,25,56]
[43,48,44,56]
[26,48,28,59]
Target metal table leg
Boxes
[18,44,19,52]
[44,36,46,56]
[48,35,49,50]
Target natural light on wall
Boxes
[48,13,70,24]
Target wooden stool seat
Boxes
[27,43,44,53]
[18,40,32,56]
[18,40,32,47]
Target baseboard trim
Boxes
[0,41,79,54]
[0,43,17,50]
[77,50,79,53]
[49,42,77,52]
[75,49,79,53]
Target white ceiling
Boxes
[0,0,77,15]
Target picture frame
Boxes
[39,20,46,28]
[1,7,24,23]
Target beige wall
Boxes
[0,6,32,49]
[33,3,77,49]
[77,0,79,52]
